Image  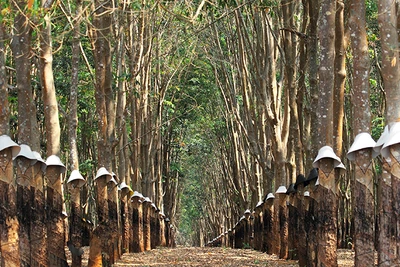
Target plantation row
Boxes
[206,168,328,266]
[206,127,400,266]
[0,135,175,267]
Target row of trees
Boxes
[0,0,399,265]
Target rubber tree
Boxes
[377,0,400,264]
[347,0,377,264]
[88,0,118,265]
[0,21,22,266]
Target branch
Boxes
[279,28,309,39]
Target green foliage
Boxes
[243,243,251,249]
[79,159,96,177]
[371,117,385,141]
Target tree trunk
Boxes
[68,1,84,265]
[40,0,60,156]
[317,0,336,148]
[253,207,263,251]
[0,23,9,134]
[377,161,396,266]
[377,0,400,264]
[295,184,307,267]
[308,0,320,163]
[353,168,375,266]
[262,200,275,254]
[11,0,39,149]
[333,0,346,157]
[46,166,68,266]
[0,148,20,266]
[69,188,84,267]
[31,163,48,266]
[130,199,144,252]
[348,0,375,264]
[159,214,166,247]
[107,183,119,262]
[287,196,298,260]
[89,178,109,266]
[306,195,318,267]
[11,2,40,266]
[0,21,20,267]
[315,163,338,267]
[234,220,244,249]
[89,0,116,263]
[278,195,288,259]
[314,0,338,265]
[142,201,152,251]
[281,0,302,180]
[15,157,33,266]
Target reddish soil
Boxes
[68,247,355,266]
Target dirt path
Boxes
[113,247,355,267]
[69,247,355,266]
[113,247,299,267]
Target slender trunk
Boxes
[349,0,375,264]
[130,199,144,252]
[315,162,338,267]
[378,0,400,264]
[308,0,320,162]
[295,185,307,266]
[31,163,48,266]
[40,1,60,156]
[11,0,39,150]
[262,200,274,254]
[377,162,396,266]
[89,0,116,263]
[69,188,83,267]
[0,20,21,267]
[142,201,152,251]
[0,148,20,266]
[15,157,33,265]
[68,2,84,266]
[333,0,346,156]
[46,166,68,266]
[0,23,9,134]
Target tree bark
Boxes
[333,0,346,157]
[143,200,152,251]
[89,178,109,266]
[0,23,9,135]
[377,161,396,266]
[253,207,263,251]
[306,195,318,267]
[15,157,33,266]
[89,0,117,263]
[316,162,338,267]
[348,0,375,264]
[353,166,375,266]
[46,166,68,266]
[30,162,48,266]
[130,199,144,252]
[0,148,20,266]
[378,0,400,264]
[262,200,274,254]
[68,1,84,265]
[308,0,320,163]
[11,0,39,150]
[317,0,336,148]
[40,0,60,156]
[295,184,307,266]
[287,196,298,260]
